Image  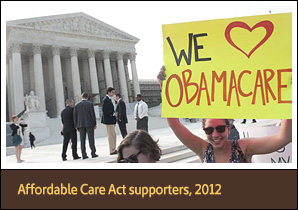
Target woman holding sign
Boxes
[157,66,292,163]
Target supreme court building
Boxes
[6,12,141,120]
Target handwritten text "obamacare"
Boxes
[165,68,292,107]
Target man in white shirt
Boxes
[134,94,149,132]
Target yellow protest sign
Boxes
[162,13,292,119]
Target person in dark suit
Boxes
[73,93,98,159]
[61,99,81,161]
[29,132,36,149]
[101,87,117,155]
[115,93,128,139]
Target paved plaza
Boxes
[5,105,281,164]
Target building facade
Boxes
[6,13,141,120]
[139,79,162,108]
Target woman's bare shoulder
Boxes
[237,138,250,150]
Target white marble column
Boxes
[32,44,46,111]
[130,53,140,95]
[47,56,57,117]
[11,43,25,115]
[65,58,73,100]
[52,46,65,116]
[21,56,30,95]
[8,53,15,116]
[6,58,12,119]
[96,59,105,82]
[42,57,50,107]
[88,49,100,103]
[103,51,113,88]
[82,58,91,93]
[70,48,82,103]
[96,59,106,100]
[117,52,129,102]
[29,54,35,92]
[124,59,133,102]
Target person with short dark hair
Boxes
[134,94,149,132]
[74,93,98,159]
[117,130,161,163]
[82,92,89,99]
[115,93,128,139]
[61,99,80,161]
[101,87,118,155]
[106,87,115,94]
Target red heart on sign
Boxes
[225,20,274,58]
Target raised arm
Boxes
[242,119,292,157]
[167,118,207,157]
[19,123,28,128]
[157,65,207,157]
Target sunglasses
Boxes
[118,151,142,163]
[203,125,228,135]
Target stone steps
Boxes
[173,155,201,163]
[159,148,199,163]
[85,145,196,163]
[161,144,188,156]
[5,119,281,164]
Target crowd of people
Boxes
[9,67,292,164]
[59,88,151,161]
[10,87,154,163]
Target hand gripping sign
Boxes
[162,13,292,119]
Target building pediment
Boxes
[7,12,139,42]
